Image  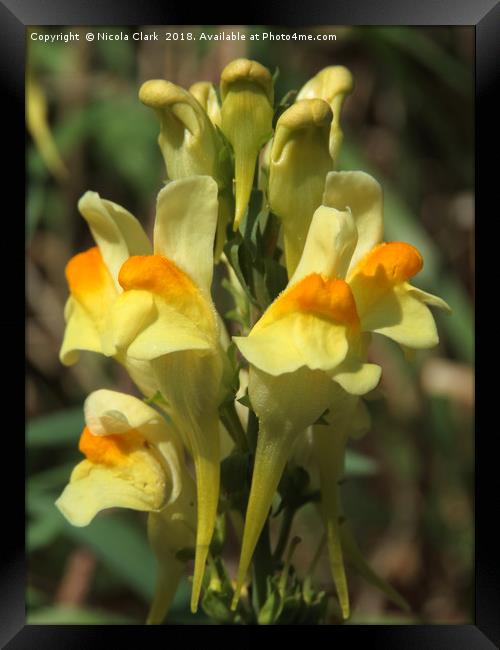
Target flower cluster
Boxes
[56,59,450,624]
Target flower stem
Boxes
[273,506,295,562]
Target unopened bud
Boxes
[297,66,354,166]
[189,81,222,128]
[139,79,223,182]
[220,59,274,230]
[268,99,333,276]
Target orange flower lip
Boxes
[118,254,198,300]
[351,241,423,284]
[65,246,115,299]
[255,272,359,331]
[79,425,148,466]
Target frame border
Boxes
[13,0,495,646]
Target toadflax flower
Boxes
[231,169,449,611]
[60,189,158,397]
[56,389,196,624]
[60,175,229,611]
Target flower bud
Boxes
[220,59,274,230]
[268,99,333,277]
[189,81,222,128]
[139,79,224,183]
[297,66,354,166]
[140,79,233,259]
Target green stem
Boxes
[278,536,301,596]
[273,507,295,562]
[262,212,281,258]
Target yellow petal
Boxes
[59,297,102,365]
[331,356,381,396]
[61,247,119,364]
[235,272,359,375]
[361,284,440,349]
[126,297,213,360]
[102,289,156,357]
[323,171,383,275]
[154,176,219,298]
[84,388,182,451]
[119,255,218,336]
[289,205,357,286]
[235,313,350,375]
[407,285,452,313]
[78,191,151,290]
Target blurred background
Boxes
[26,25,474,625]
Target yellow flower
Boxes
[60,176,228,611]
[267,98,333,277]
[55,389,196,624]
[220,58,274,230]
[231,170,449,611]
[60,190,157,397]
[297,65,354,166]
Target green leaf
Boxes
[27,408,84,447]
[257,576,284,624]
[28,512,64,552]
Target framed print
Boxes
[6,0,496,645]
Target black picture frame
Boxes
[12,0,495,646]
